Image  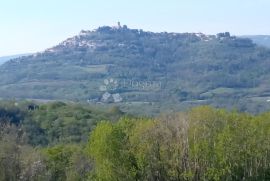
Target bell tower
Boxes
[117,21,121,29]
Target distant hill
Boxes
[0,53,32,65]
[241,35,270,48]
[1,25,270,114]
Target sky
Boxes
[0,0,270,56]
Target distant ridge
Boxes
[0,53,32,65]
[240,35,270,48]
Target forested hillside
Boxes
[0,101,270,180]
[1,26,270,114]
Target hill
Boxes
[1,25,270,114]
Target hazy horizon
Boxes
[1,0,270,56]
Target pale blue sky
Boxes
[0,0,269,56]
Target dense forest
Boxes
[0,101,269,180]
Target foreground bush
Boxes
[88,106,270,181]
